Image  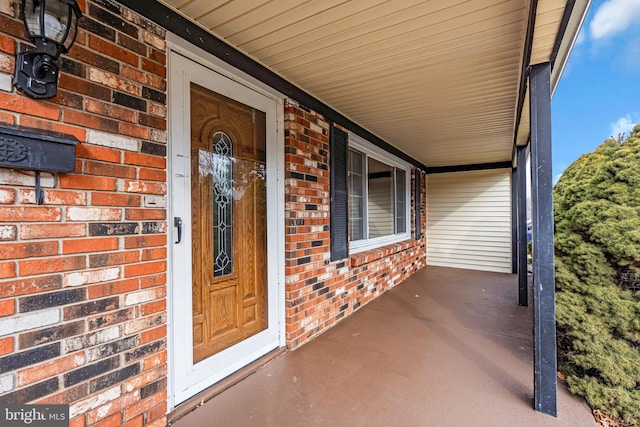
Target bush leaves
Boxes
[555,125,640,425]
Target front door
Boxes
[190,83,269,363]
[170,52,281,406]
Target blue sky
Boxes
[552,0,640,182]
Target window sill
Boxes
[349,232,411,254]
[350,239,414,267]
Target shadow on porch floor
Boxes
[171,266,595,427]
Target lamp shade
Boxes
[14,0,82,98]
[23,0,81,53]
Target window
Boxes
[348,133,411,252]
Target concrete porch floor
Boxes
[172,266,595,427]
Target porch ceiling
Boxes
[160,0,588,167]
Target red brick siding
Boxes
[0,1,167,426]
[284,100,426,349]
[0,0,428,420]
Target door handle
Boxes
[174,217,183,244]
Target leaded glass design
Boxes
[212,131,233,277]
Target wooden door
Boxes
[190,82,268,363]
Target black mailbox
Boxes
[0,126,79,173]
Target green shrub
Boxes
[554,125,640,425]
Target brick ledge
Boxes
[350,240,415,267]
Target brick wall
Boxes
[284,100,426,349]
[0,1,168,426]
[0,0,428,421]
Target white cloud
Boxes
[590,0,640,40]
[610,115,638,139]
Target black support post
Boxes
[511,167,517,274]
[517,145,528,307]
[529,62,557,417]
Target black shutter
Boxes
[330,125,349,261]
[415,170,422,240]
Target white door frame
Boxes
[167,36,285,409]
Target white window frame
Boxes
[348,132,411,253]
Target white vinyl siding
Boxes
[426,169,512,273]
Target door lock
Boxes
[174,217,183,244]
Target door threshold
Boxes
[168,347,286,425]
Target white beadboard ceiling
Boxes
[160,0,589,167]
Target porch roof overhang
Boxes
[131,0,589,169]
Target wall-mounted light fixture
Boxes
[14,0,82,99]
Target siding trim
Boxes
[427,161,512,175]
[550,0,577,68]
[513,0,539,149]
